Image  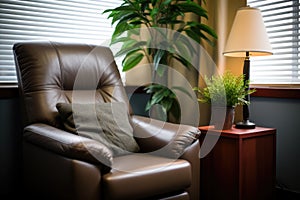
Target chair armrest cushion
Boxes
[131,115,200,158]
[24,123,113,171]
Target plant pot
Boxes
[211,106,235,130]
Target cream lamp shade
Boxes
[223,6,273,57]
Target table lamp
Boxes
[223,6,272,129]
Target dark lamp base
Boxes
[235,120,256,129]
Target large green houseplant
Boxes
[103,0,217,122]
[193,71,256,129]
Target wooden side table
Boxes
[199,126,276,200]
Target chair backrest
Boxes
[14,41,130,128]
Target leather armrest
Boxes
[131,115,200,158]
[24,123,113,171]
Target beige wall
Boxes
[202,0,246,75]
[202,0,246,122]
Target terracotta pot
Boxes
[211,106,235,130]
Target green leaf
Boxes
[175,33,197,54]
[150,8,159,19]
[162,0,172,6]
[153,49,168,77]
[153,49,165,71]
[122,52,144,71]
[156,65,166,77]
[168,99,181,120]
[115,41,147,57]
[198,23,218,39]
[145,85,176,113]
[177,2,208,19]
[129,20,143,25]
[158,18,184,25]
[116,13,141,25]
[110,36,136,45]
[112,21,129,38]
[151,0,158,6]
[102,8,113,14]
[161,99,173,112]
[174,40,192,63]
[185,22,217,45]
[145,100,152,111]
[110,11,124,25]
[172,55,191,69]
[151,88,169,104]
[121,38,139,49]
[145,84,161,93]
[121,48,142,65]
[185,29,200,43]
[109,5,136,12]
[198,31,215,46]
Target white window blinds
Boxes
[0,0,122,84]
[247,0,300,84]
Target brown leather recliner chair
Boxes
[13,41,200,200]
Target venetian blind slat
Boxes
[0,0,121,83]
[248,0,300,84]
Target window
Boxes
[248,0,300,84]
[0,0,122,84]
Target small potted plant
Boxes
[193,71,255,129]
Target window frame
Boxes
[250,85,300,99]
[246,0,300,98]
[2,1,300,99]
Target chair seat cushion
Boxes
[102,154,191,200]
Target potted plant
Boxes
[103,0,217,123]
[193,71,256,129]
